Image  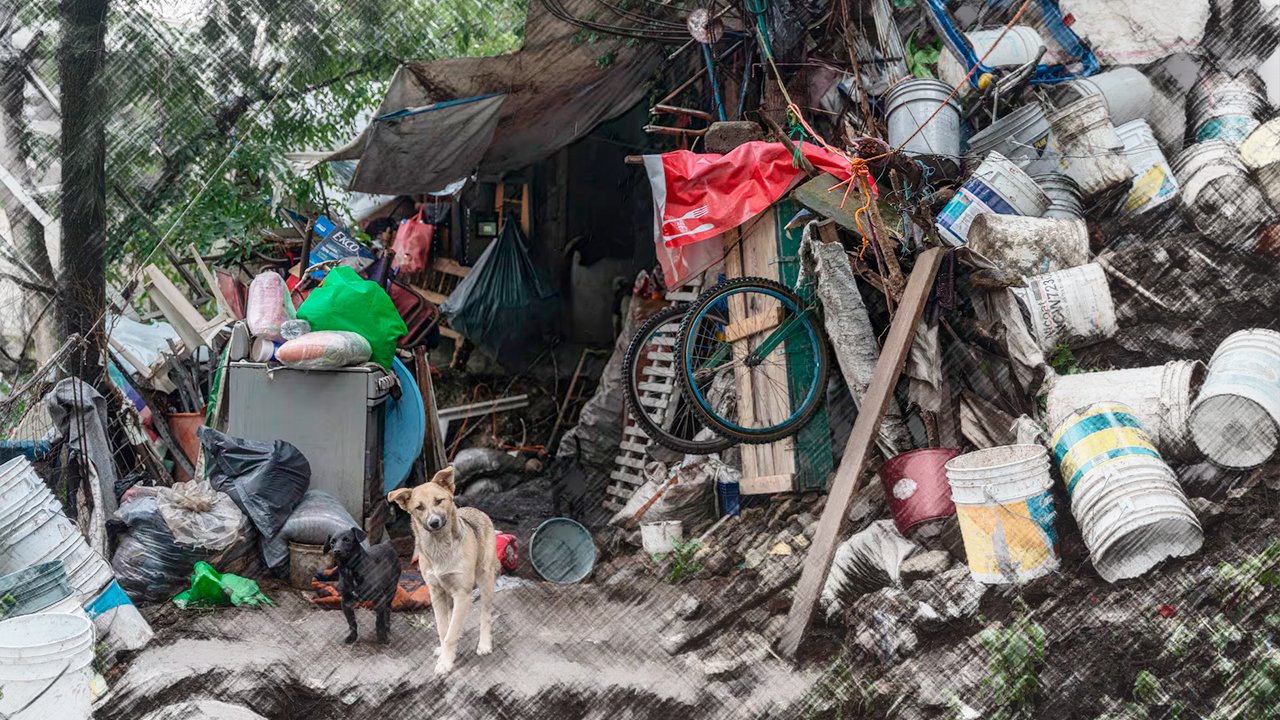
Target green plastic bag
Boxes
[172,561,274,609]
[296,266,407,368]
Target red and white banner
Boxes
[643,141,856,251]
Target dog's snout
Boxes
[426,514,445,531]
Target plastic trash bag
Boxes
[820,520,921,618]
[440,218,556,366]
[111,482,256,602]
[391,207,433,274]
[296,265,407,368]
[274,330,372,370]
[199,427,311,538]
[246,272,295,341]
[173,561,274,609]
[261,490,358,570]
[609,455,721,528]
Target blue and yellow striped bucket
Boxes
[1050,403,1165,501]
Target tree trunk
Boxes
[58,0,110,384]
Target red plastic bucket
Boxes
[879,448,961,536]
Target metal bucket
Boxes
[1189,328,1280,468]
[936,151,1050,246]
[966,102,1061,176]
[1172,140,1272,249]
[1188,71,1267,145]
[1050,403,1202,582]
[1116,119,1179,214]
[1049,95,1133,196]
[1045,360,1206,460]
[885,78,962,174]
[879,448,961,536]
[945,444,1058,584]
[967,214,1089,278]
[1032,172,1085,219]
[1052,67,1155,127]
[1014,263,1117,352]
[1240,118,1280,213]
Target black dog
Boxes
[323,528,399,644]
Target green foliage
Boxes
[1218,541,1280,604]
[1047,343,1083,375]
[1212,642,1280,719]
[979,599,1047,720]
[906,32,942,79]
[0,593,15,620]
[1132,670,1166,706]
[800,654,904,720]
[653,537,703,584]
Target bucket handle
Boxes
[981,483,1041,523]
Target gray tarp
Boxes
[330,0,664,192]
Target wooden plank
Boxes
[615,455,646,470]
[637,381,672,394]
[421,289,449,305]
[623,424,650,439]
[605,484,636,500]
[722,226,760,481]
[603,499,624,513]
[666,291,699,302]
[723,307,784,343]
[640,364,676,378]
[792,173,865,235]
[431,258,470,278]
[637,395,669,411]
[778,246,946,659]
[740,211,793,479]
[740,473,794,495]
[619,440,650,454]
[438,327,463,342]
[610,469,646,484]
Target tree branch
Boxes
[0,269,54,295]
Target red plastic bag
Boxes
[390,208,433,273]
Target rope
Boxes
[446,383,545,461]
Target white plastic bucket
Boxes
[1189,71,1266,145]
[1052,67,1155,127]
[1239,118,1280,213]
[936,151,1050,246]
[944,445,1058,584]
[1049,95,1133,196]
[1014,263,1117,352]
[1116,120,1179,214]
[0,613,95,720]
[1172,140,1271,247]
[938,27,1046,90]
[1032,172,1085,219]
[885,78,962,170]
[1044,360,1206,459]
[1189,328,1280,469]
[1049,403,1202,582]
[640,520,684,555]
[966,214,1088,278]
[966,103,1061,176]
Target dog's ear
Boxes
[322,535,334,554]
[352,527,368,544]
[431,466,456,493]
[387,488,412,509]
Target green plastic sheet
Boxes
[172,561,274,609]
[297,266,407,368]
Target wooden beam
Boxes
[777,246,946,659]
[740,473,794,495]
[792,173,865,236]
[724,307,784,343]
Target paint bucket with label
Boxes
[945,445,1058,584]
[1050,403,1202,582]
[880,448,960,536]
[1116,119,1179,214]
[1014,263,1117,352]
[967,214,1089,278]
[1188,328,1280,468]
[1049,95,1133,196]
[1188,71,1267,145]
[936,152,1050,246]
[1045,360,1205,460]
[966,103,1061,176]
[1172,140,1272,249]
[1032,172,1085,219]
[1239,118,1280,213]
[885,78,963,175]
[1051,67,1155,127]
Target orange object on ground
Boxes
[309,557,432,611]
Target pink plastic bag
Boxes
[391,208,433,274]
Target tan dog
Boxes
[388,466,498,673]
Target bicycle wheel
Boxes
[621,304,735,455]
[676,276,829,444]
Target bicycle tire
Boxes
[676,276,830,445]
[621,304,735,455]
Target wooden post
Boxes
[777,247,946,659]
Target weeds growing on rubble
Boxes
[653,538,703,584]
[978,599,1046,720]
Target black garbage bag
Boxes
[198,427,311,538]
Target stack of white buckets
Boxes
[0,613,96,719]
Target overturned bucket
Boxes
[1050,403,1203,582]
[936,151,1050,246]
[1049,95,1133,196]
[966,102,1061,176]
[885,78,962,176]
[1239,118,1280,214]
[945,445,1058,584]
[1116,119,1179,214]
[1052,67,1155,128]
[1188,70,1267,145]
[1045,360,1205,460]
[967,214,1089,278]
[1014,262,1117,352]
[879,448,960,537]
[1033,172,1085,220]
[1189,328,1280,469]
[1172,140,1273,250]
